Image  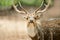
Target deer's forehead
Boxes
[28,13,35,17]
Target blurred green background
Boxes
[0,0,53,7]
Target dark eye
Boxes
[34,17,36,19]
[26,18,28,20]
[37,15,38,17]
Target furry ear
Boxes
[36,12,43,18]
[19,13,29,20]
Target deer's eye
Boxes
[34,17,36,19]
[26,18,28,20]
[37,15,38,17]
[37,15,40,18]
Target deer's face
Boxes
[24,12,41,24]
[13,0,50,24]
[13,0,50,37]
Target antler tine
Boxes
[35,0,51,13]
[34,1,44,13]
[19,2,28,14]
[37,0,51,13]
[13,4,25,14]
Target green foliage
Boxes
[45,0,54,6]
[20,0,36,6]
[0,0,54,6]
[0,0,19,10]
[0,0,54,9]
[0,0,14,7]
[35,0,44,6]
[20,0,44,6]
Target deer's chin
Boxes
[29,22,34,24]
[27,25,37,37]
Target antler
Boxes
[19,2,28,14]
[13,2,28,14]
[34,0,51,13]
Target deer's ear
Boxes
[37,12,43,16]
[36,12,43,18]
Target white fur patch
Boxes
[27,23,37,37]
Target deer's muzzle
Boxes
[30,20,34,23]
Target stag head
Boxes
[13,0,51,38]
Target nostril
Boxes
[30,20,33,23]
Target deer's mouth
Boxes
[29,22,34,24]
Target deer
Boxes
[12,0,51,40]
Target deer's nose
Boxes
[30,20,33,23]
